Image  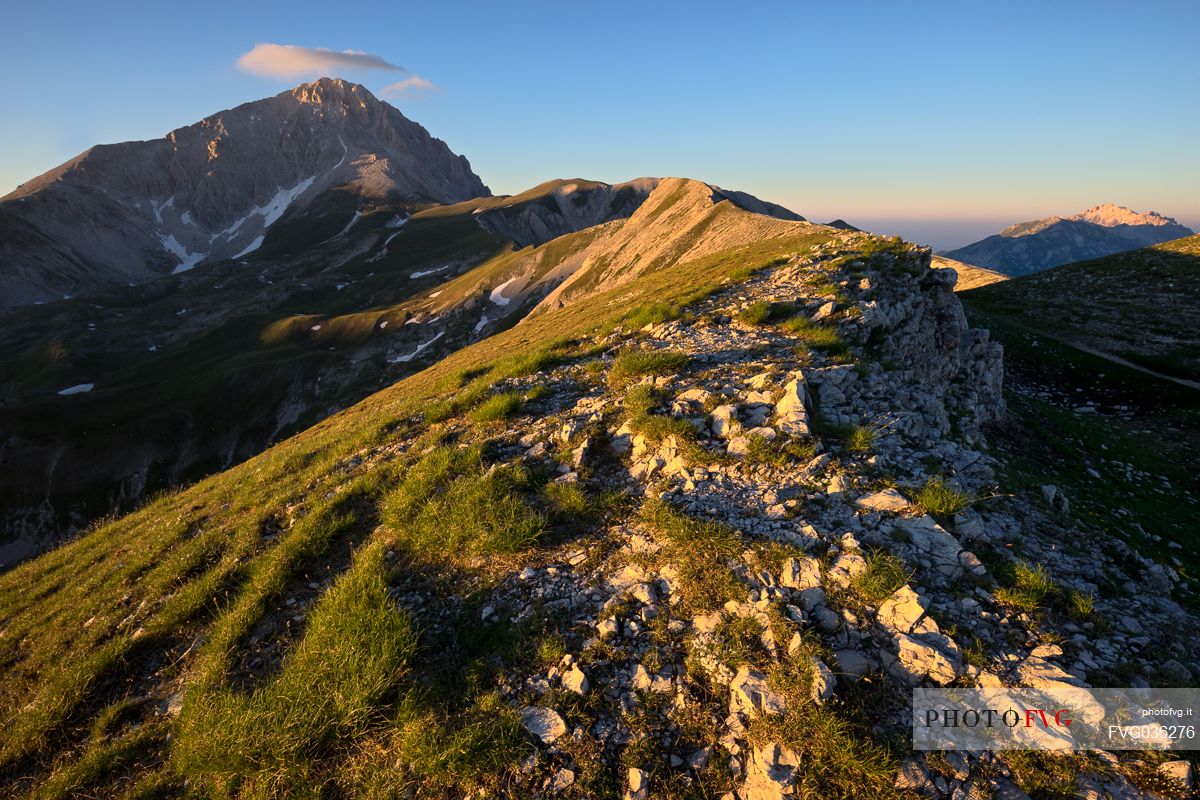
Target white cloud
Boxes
[236,43,404,79]
[381,75,438,97]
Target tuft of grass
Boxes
[542,481,592,517]
[469,391,523,422]
[848,550,911,606]
[1067,589,1095,619]
[607,348,690,390]
[994,561,1057,614]
[639,497,743,612]
[711,615,769,671]
[845,424,875,454]
[778,316,850,357]
[999,751,1084,800]
[388,691,526,794]
[737,301,773,325]
[622,302,683,329]
[174,545,418,793]
[914,476,971,516]
[37,724,165,800]
[381,445,546,561]
[742,658,903,798]
[739,300,797,325]
[622,384,712,464]
[744,433,817,468]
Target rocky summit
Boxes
[0,78,488,309]
[944,204,1193,276]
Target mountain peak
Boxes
[289,76,375,106]
[1070,203,1180,228]
[947,204,1194,276]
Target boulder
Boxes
[1158,760,1194,791]
[562,664,589,695]
[711,404,742,438]
[855,488,910,513]
[742,743,800,800]
[891,631,960,686]
[774,375,811,436]
[810,659,836,703]
[730,666,787,717]
[520,706,568,744]
[895,515,964,577]
[877,585,929,634]
[779,556,821,591]
[625,767,650,800]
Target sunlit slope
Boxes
[930,255,1008,291]
[0,225,834,794]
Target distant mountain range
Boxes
[0,78,488,310]
[943,204,1193,276]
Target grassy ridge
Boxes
[0,229,834,793]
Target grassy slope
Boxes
[931,255,1007,291]
[961,234,1200,593]
[0,228,834,796]
[962,233,1200,382]
[962,300,1200,600]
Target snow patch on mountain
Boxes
[388,331,444,363]
[158,234,206,274]
[489,276,520,306]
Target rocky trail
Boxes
[335,242,1197,797]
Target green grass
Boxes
[36,724,166,800]
[1067,589,1095,620]
[607,347,690,390]
[848,550,911,606]
[736,300,796,326]
[621,302,684,329]
[174,545,418,794]
[777,315,850,357]
[469,391,523,422]
[962,298,1200,604]
[710,615,770,671]
[914,476,971,516]
[845,424,875,454]
[741,657,907,799]
[994,561,1057,614]
[743,433,817,467]
[381,445,546,562]
[638,497,743,612]
[622,384,714,464]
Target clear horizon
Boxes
[3,0,1197,250]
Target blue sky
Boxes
[3,0,1197,249]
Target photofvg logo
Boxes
[913,688,1200,751]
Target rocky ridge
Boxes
[369,240,1195,798]
[1,232,1195,797]
[232,240,1191,797]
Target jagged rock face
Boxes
[944,204,1193,276]
[855,254,1005,441]
[0,77,489,309]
